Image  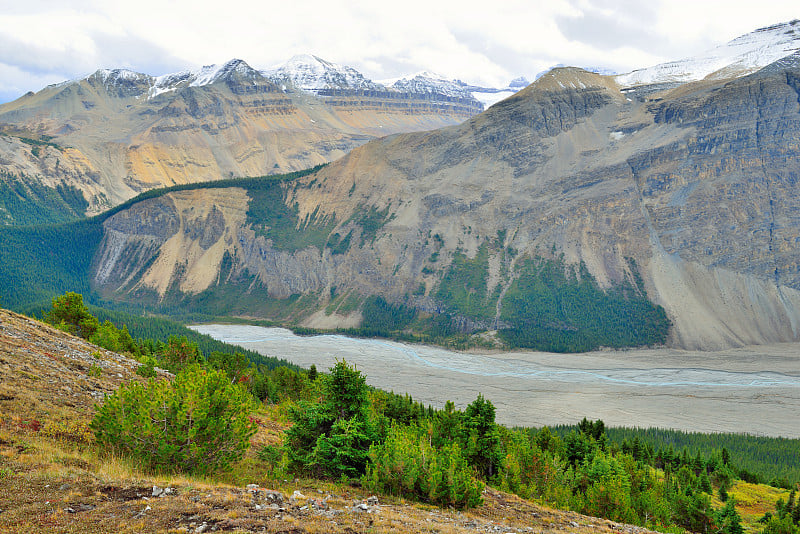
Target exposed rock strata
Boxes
[92,65,800,350]
[0,60,481,213]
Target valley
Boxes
[4,23,800,356]
[191,324,800,437]
[4,11,800,534]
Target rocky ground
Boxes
[0,308,665,533]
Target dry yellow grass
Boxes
[727,480,790,528]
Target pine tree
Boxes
[91,365,256,474]
[284,360,377,478]
[45,291,98,339]
[793,495,800,525]
[463,393,504,479]
[717,499,744,534]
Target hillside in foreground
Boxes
[0,307,664,533]
[2,303,797,533]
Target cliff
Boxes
[85,62,800,350]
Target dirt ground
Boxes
[191,324,800,438]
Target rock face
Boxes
[0,58,483,214]
[91,60,800,350]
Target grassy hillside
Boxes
[2,305,798,533]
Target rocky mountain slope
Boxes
[0,57,486,217]
[80,43,800,351]
[5,22,800,352]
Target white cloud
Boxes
[0,0,798,103]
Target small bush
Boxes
[364,423,483,509]
[136,361,157,378]
[91,365,256,474]
[42,420,93,445]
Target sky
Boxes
[0,0,798,103]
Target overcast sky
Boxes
[0,0,797,103]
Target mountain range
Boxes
[3,20,800,353]
[0,55,501,217]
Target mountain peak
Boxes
[89,68,151,83]
[84,68,154,98]
[524,67,615,95]
[191,58,260,85]
[616,19,800,88]
[147,59,267,98]
[264,54,382,93]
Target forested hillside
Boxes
[0,165,671,352]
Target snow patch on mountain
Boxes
[616,19,800,88]
[388,71,473,99]
[264,54,383,93]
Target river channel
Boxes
[190,324,800,437]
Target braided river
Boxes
[191,324,800,437]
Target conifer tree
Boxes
[284,360,377,478]
[463,393,504,479]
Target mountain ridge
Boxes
[4,22,800,352]
[0,56,488,218]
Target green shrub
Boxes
[45,292,99,339]
[762,515,798,534]
[158,336,203,372]
[284,360,377,478]
[89,320,123,352]
[364,423,483,509]
[136,356,157,378]
[91,365,256,474]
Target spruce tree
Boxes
[284,360,377,478]
[463,393,504,479]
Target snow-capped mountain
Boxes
[263,54,384,93]
[616,19,800,88]
[388,71,473,99]
[150,59,268,97]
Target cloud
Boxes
[1,0,799,103]
[0,63,66,104]
[0,6,187,100]
[556,1,664,52]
